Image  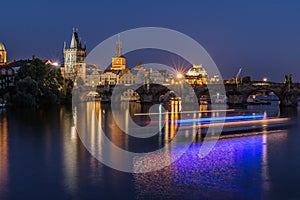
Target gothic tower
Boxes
[0,42,7,65]
[63,28,86,82]
[111,34,126,70]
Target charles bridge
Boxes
[225,81,300,107]
[76,81,300,107]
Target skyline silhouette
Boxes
[1,0,300,81]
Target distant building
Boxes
[118,69,137,85]
[209,74,222,84]
[132,62,146,84]
[132,62,145,71]
[86,64,101,86]
[0,59,32,91]
[4,59,31,74]
[111,34,126,71]
[99,70,122,85]
[63,28,86,82]
[185,64,208,85]
[0,66,14,90]
[86,70,100,87]
[147,69,165,84]
[0,42,7,65]
[99,34,128,85]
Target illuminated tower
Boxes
[0,42,7,65]
[116,34,122,57]
[63,28,86,82]
[111,34,126,70]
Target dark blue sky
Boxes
[1,0,300,81]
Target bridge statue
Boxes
[224,80,300,107]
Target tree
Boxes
[13,58,72,106]
[14,76,38,106]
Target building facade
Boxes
[86,64,101,86]
[0,66,14,90]
[63,29,86,82]
[99,70,122,85]
[118,69,137,85]
[0,42,7,65]
[185,64,208,85]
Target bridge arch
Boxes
[245,88,281,101]
[225,83,300,107]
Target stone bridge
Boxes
[94,81,300,107]
[224,82,300,107]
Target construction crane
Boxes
[235,68,242,85]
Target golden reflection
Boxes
[199,104,208,112]
[169,100,179,141]
[164,110,169,143]
[61,106,79,195]
[0,116,8,197]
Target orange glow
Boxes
[0,117,8,196]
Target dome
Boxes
[186,64,207,77]
[0,42,6,51]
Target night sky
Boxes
[1,0,300,81]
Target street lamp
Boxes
[52,62,59,67]
[176,73,184,79]
[263,77,268,82]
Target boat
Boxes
[211,94,227,104]
[247,95,271,105]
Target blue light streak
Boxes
[176,115,265,124]
[145,114,265,125]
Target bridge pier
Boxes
[279,92,298,107]
[226,93,247,107]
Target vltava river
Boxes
[0,102,299,199]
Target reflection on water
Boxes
[0,102,299,199]
[133,130,288,199]
[61,107,79,196]
[72,101,295,198]
[0,112,8,199]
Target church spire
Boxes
[70,28,79,48]
[116,34,122,57]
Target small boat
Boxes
[211,94,227,104]
[247,95,271,105]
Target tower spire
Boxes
[116,33,122,57]
[70,28,79,48]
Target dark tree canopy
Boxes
[13,58,73,106]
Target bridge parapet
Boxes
[94,82,300,107]
[224,82,300,107]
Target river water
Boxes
[0,102,299,199]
